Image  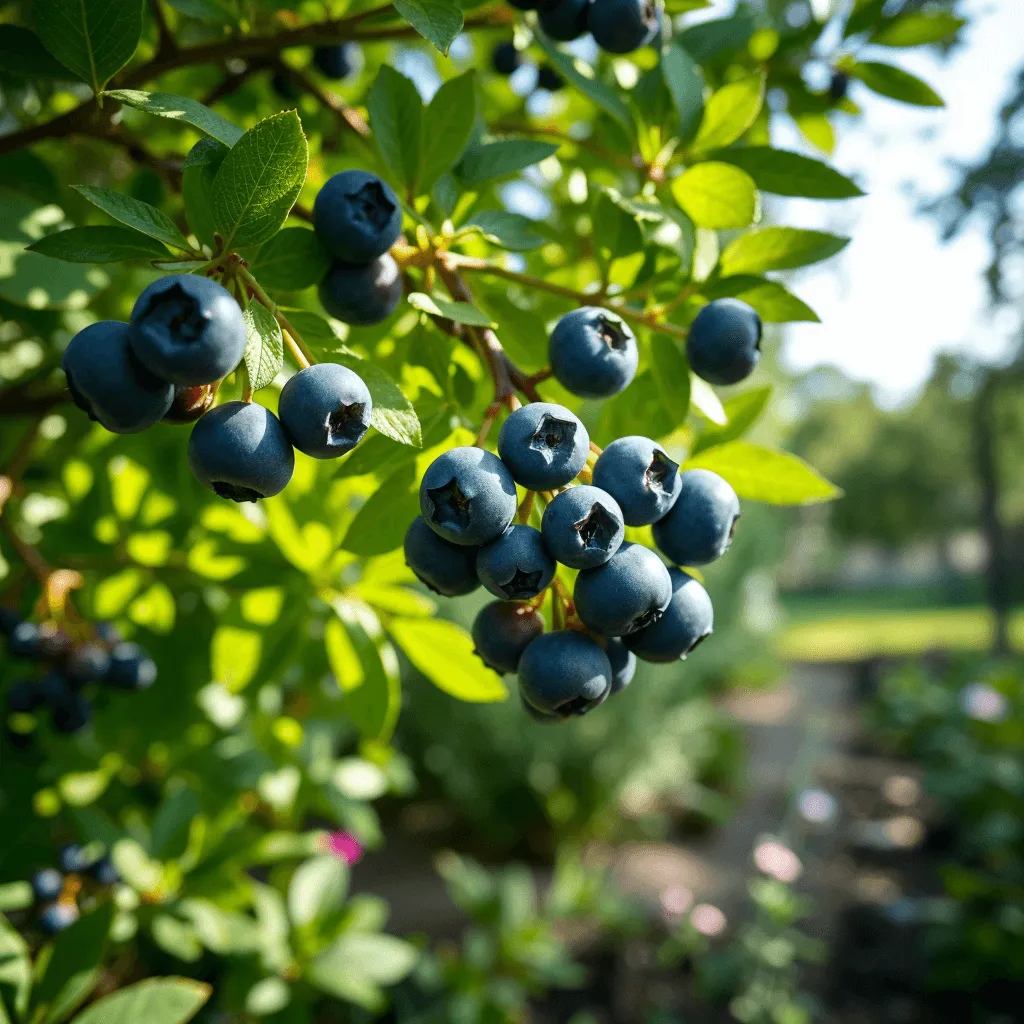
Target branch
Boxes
[149,0,177,57]
[275,62,371,141]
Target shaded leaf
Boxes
[27,226,170,263]
[250,228,330,292]
[0,26,73,80]
[649,335,691,427]
[393,0,463,55]
[105,90,243,147]
[692,387,771,455]
[465,211,546,251]
[72,186,191,251]
[420,72,477,194]
[408,293,495,327]
[661,42,704,143]
[182,138,228,250]
[456,140,559,185]
[368,68,423,190]
[849,61,943,107]
[719,227,848,275]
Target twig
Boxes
[238,266,316,367]
[149,0,177,57]
[275,61,372,141]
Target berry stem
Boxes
[475,402,502,447]
[517,491,536,524]
[239,267,316,368]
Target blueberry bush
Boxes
[0,0,964,1019]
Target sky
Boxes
[766,0,1024,402]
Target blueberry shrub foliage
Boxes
[0,0,963,1018]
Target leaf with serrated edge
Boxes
[393,0,463,54]
[106,90,243,147]
[243,302,284,393]
[367,68,423,190]
[408,293,496,327]
[27,226,170,263]
[211,111,308,250]
[73,186,191,251]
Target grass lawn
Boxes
[778,605,1024,662]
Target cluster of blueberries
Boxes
[29,843,118,934]
[511,0,660,54]
[404,293,762,721]
[60,166,415,504]
[1,611,156,737]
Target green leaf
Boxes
[0,916,31,1021]
[0,883,34,912]
[278,309,356,359]
[419,72,477,194]
[388,618,507,702]
[27,226,170,263]
[719,227,849,275]
[661,43,704,143]
[408,292,495,327]
[33,903,113,1024]
[464,211,546,251]
[32,0,142,94]
[242,302,284,393]
[456,140,559,185]
[71,187,191,251]
[534,38,634,132]
[672,162,757,229]
[593,189,644,262]
[368,68,423,191]
[341,466,421,557]
[105,90,243,148]
[287,856,348,928]
[692,386,771,455]
[393,0,463,54]
[706,147,863,199]
[0,26,74,80]
[689,375,727,425]
[164,0,234,22]
[311,933,419,991]
[691,75,764,152]
[848,61,943,107]
[704,275,818,323]
[337,360,422,447]
[182,138,228,250]
[676,7,755,60]
[250,228,330,292]
[649,335,691,427]
[868,12,964,47]
[71,978,211,1024]
[211,111,308,249]
[686,440,841,505]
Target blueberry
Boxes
[58,843,92,874]
[314,170,402,264]
[31,868,64,903]
[319,255,403,327]
[8,621,41,658]
[652,468,739,566]
[539,0,591,42]
[313,42,357,80]
[107,642,158,690]
[497,403,590,490]
[39,672,74,706]
[588,0,659,53]
[519,631,612,718]
[472,601,544,674]
[537,65,564,92]
[36,623,71,662]
[404,516,480,596]
[162,383,218,424]
[62,321,175,433]
[625,568,713,663]
[94,622,122,645]
[7,678,44,713]
[492,41,523,76]
[39,902,79,934]
[476,525,555,600]
[573,542,672,636]
[188,401,295,502]
[419,447,518,547]
[51,693,91,734]
[540,485,624,570]
[549,307,638,399]
[685,298,762,386]
[592,436,681,526]
[829,71,849,102]
[271,71,300,102]
[279,363,372,459]
[129,275,247,387]
[65,644,112,685]
[89,856,119,886]
[606,638,636,695]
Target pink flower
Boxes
[326,831,363,865]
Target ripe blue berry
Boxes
[31,868,64,903]
[588,0,659,53]
[40,672,73,706]
[403,516,480,597]
[541,485,624,570]
[65,644,111,685]
[319,255,403,326]
[62,321,174,433]
[539,0,590,41]
[537,65,564,92]
[492,41,523,76]
[592,436,681,526]
[279,363,373,459]
[518,631,612,718]
[39,902,79,934]
[8,621,41,658]
[652,468,739,566]
[7,678,44,713]
[89,856,119,886]
[472,601,544,674]
[829,71,849,102]
[686,298,762,386]
[188,401,295,502]
[37,624,70,662]
[419,447,518,547]
[313,42,357,80]
[497,403,590,491]
[107,643,158,690]
[129,275,247,387]
[476,525,555,600]
[625,568,713,663]
[52,693,91,734]
[314,170,402,264]
[606,639,637,696]
[58,844,92,874]
[574,542,672,636]
[549,307,638,398]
